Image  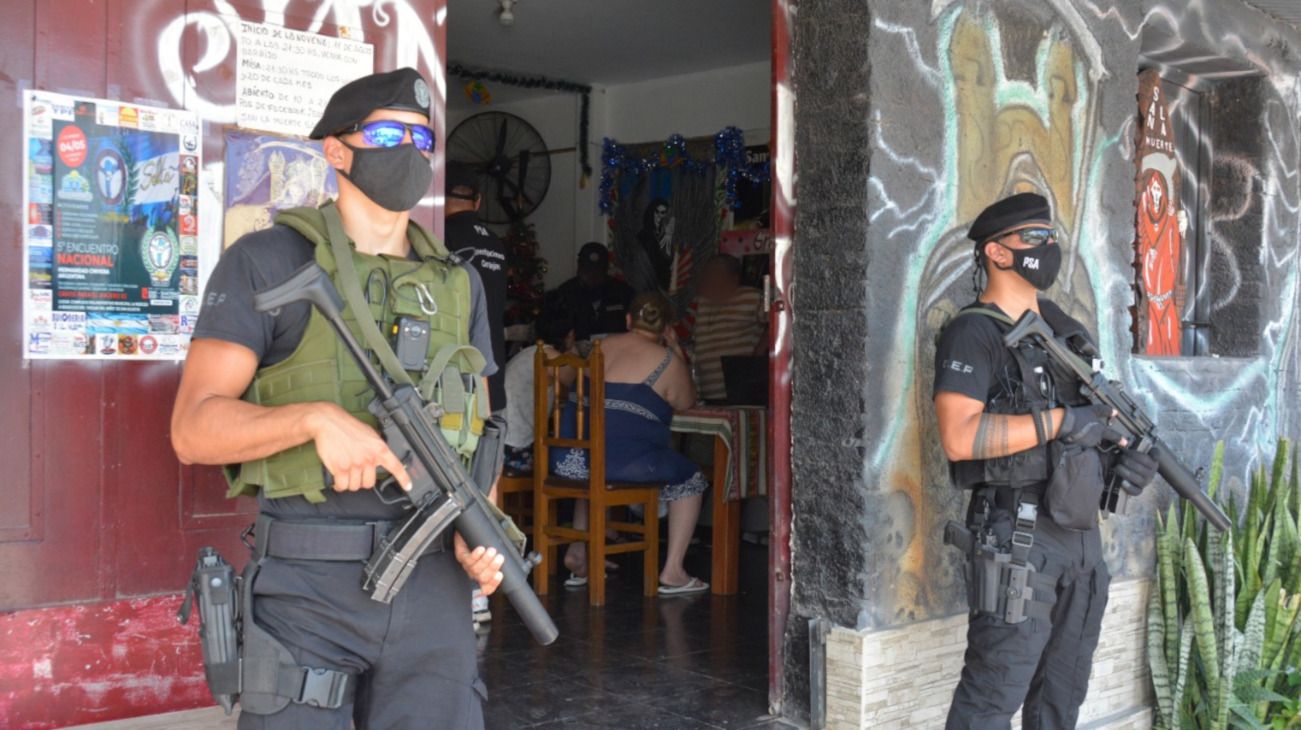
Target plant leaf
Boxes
[1241,591,1267,674]
[1210,441,1227,500]
[1188,537,1222,691]
[1175,624,1195,722]
[1162,505,1183,668]
[1151,583,1175,727]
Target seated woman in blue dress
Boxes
[548,291,708,595]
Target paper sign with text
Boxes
[236,21,374,137]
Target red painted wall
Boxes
[0,2,447,726]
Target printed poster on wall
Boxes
[23,91,203,360]
[223,131,338,248]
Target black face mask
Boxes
[995,242,1062,291]
[338,141,432,212]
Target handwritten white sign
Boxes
[236,21,374,137]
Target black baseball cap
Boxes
[968,192,1052,251]
[309,67,432,140]
[446,160,480,199]
[578,242,609,271]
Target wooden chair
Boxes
[532,340,660,606]
[495,473,533,532]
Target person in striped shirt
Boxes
[689,254,767,401]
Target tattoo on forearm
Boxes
[972,413,1011,459]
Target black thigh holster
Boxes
[179,548,357,715]
[943,494,1056,625]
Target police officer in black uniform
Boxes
[172,68,504,729]
[934,193,1160,729]
[543,242,635,341]
[444,160,507,412]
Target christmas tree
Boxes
[502,221,547,326]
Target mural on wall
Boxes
[854,0,1301,628]
[1135,68,1186,356]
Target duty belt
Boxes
[250,514,450,562]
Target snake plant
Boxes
[1149,440,1301,729]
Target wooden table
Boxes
[670,406,768,595]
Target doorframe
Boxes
[767,0,796,714]
[432,0,798,713]
[431,0,448,241]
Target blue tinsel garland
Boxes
[599,127,771,214]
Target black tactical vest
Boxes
[944,303,1091,490]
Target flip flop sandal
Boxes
[658,577,709,596]
[564,571,611,589]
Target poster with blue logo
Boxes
[23,91,202,359]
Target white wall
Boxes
[604,60,771,144]
[445,59,770,291]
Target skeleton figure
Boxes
[638,197,675,290]
[1138,169,1182,355]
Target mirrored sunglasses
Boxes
[1014,227,1056,246]
[341,120,435,152]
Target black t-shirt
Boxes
[445,211,507,411]
[192,223,497,520]
[544,276,635,341]
[933,299,1088,408]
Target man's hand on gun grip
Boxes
[307,402,412,492]
[455,534,505,596]
[1058,404,1123,449]
[1113,446,1160,496]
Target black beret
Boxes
[968,192,1052,249]
[309,67,432,140]
[445,160,480,198]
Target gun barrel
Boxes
[455,500,559,645]
[1152,437,1231,532]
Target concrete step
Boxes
[68,706,236,729]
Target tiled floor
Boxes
[476,541,788,729]
[73,541,792,729]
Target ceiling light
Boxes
[498,0,515,27]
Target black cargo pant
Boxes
[237,548,484,730]
[945,507,1110,730]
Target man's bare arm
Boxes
[171,337,409,491]
[171,338,320,464]
[934,391,1062,462]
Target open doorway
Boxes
[442,1,794,725]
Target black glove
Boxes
[1057,404,1121,449]
[1112,446,1160,496]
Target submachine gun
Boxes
[1003,310,1231,532]
[253,262,559,645]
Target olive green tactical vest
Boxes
[224,203,487,503]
